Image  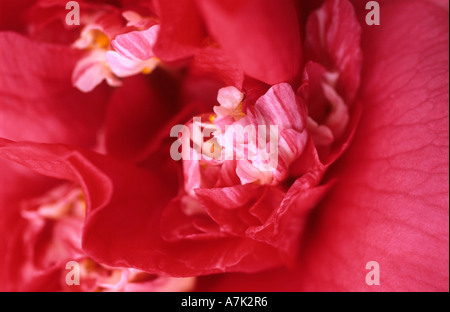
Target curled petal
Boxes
[111,26,159,61]
[106,50,159,77]
[0,140,284,276]
[73,50,122,92]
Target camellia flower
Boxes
[0,0,448,293]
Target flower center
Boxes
[89,29,110,50]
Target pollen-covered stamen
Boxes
[73,28,111,50]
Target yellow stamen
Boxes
[235,103,246,117]
[208,114,216,123]
[91,29,110,49]
[142,67,152,74]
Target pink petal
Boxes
[252,83,306,133]
[274,129,309,182]
[235,160,272,185]
[106,50,159,78]
[111,25,159,61]
[72,49,121,92]
[215,86,244,113]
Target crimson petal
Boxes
[197,0,302,85]
[0,32,110,147]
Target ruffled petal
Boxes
[0,140,284,276]
[111,25,159,61]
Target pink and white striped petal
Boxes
[111,25,160,61]
[214,86,245,121]
[72,50,121,93]
[106,50,159,78]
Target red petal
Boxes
[296,0,449,291]
[104,74,172,161]
[252,83,306,132]
[111,26,159,61]
[153,0,207,61]
[0,32,110,147]
[194,184,272,236]
[0,0,35,33]
[191,46,244,88]
[247,175,332,265]
[197,0,302,85]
